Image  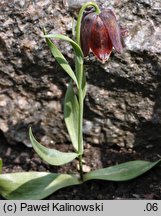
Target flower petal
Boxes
[89,16,113,62]
[99,10,123,54]
[80,13,97,57]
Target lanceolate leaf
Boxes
[29,127,78,166]
[43,31,78,88]
[0,172,80,200]
[84,159,161,182]
[64,82,79,151]
[0,159,2,173]
[44,33,83,65]
[72,17,76,38]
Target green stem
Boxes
[76,2,101,46]
[77,63,84,154]
[75,2,101,181]
[78,154,83,180]
[76,60,84,181]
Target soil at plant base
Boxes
[0,131,161,200]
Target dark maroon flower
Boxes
[80,9,125,62]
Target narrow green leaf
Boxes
[0,172,80,200]
[64,82,79,151]
[44,33,83,65]
[0,159,2,173]
[43,31,78,87]
[72,17,76,38]
[84,159,161,182]
[29,127,78,166]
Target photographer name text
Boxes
[3,202,104,213]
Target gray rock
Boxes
[0,0,161,150]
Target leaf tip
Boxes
[29,126,32,135]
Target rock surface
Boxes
[0,0,161,150]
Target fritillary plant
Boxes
[0,2,160,200]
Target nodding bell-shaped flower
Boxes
[80,9,125,63]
